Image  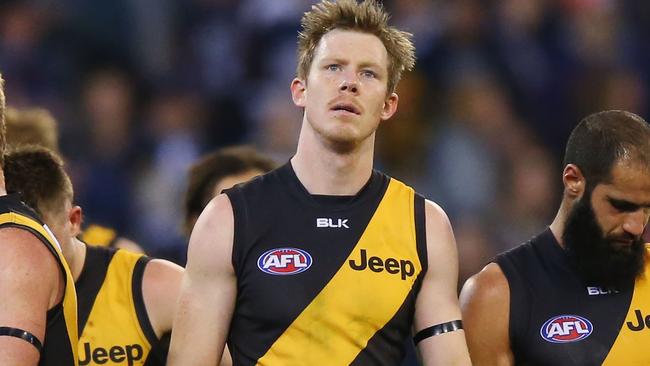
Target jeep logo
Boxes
[348,249,415,280]
[627,309,650,331]
[79,342,143,365]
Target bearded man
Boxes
[461,110,650,366]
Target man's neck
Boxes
[67,237,88,282]
[549,200,572,249]
[292,123,375,196]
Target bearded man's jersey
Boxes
[496,228,650,365]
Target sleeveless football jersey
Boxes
[225,163,427,366]
[77,246,167,366]
[0,194,78,366]
[496,228,650,366]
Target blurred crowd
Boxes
[1,0,649,283]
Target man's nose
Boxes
[623,210,647,237]
[339,78,358,94]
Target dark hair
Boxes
[183,145,276,236]
[4,146,72,219]
[563,110,650,188]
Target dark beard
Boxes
[563,193,646,289]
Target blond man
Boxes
[169,1,471,365]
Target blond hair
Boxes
[6,107,59,152]
[297,0,415,94]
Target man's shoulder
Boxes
[461,262,509,311]
[494,231,547,267]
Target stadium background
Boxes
[2,0,650,287]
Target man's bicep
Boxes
[0,228,59,365]
[168,195,237,365]
[459,263,514,366]
[414,201,471,365]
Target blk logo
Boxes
[627,309,650,331]
[540,315,593,343]
[348,249,415,280]
[79,342,143,365]
[316,218,349,229]
[257,248,313,275]
[586,286,617,296]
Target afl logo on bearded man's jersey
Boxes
[540,315,593,343]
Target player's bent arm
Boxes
[459,262,514,366]
[414,201,472,366]
[167,194,237,366]
[142,258,184,338]
[0,228,62,366]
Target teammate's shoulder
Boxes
[461,262,509,305]
[0,227,61,277]
[142,258,183,294]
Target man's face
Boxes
[291,29,398,151]
[564,162,650,288]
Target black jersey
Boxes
[0,194,78,365]
[496,228,650,365]
[224,163,427,366]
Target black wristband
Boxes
[414,320,463,344]
[0,326,43,353]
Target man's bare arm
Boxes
[459,262,514,366]
[167,194,237,365]
[0,228,61,366]
[414,201,472,366]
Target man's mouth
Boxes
[331,103,361,115]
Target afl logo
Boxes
[540,315,593,343]
[257,248,313,275]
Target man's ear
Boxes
[380,92,399,121]
[291,78,307,107]
[69,205,83,237]
[563,164,586,199]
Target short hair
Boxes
[297,0,415,95]
[183,146,276,236]
[4,146,72,220]
[5,107,59,152]
[563,110,650,187]
[0,74,6,168]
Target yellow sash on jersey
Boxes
[0,212,79,365]
[78,250,152,366]
[603,245,650,366]
[257,178,422,365]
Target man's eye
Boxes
[611,200,637,212]
[327,64,341,71]
[361,70,376,78]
